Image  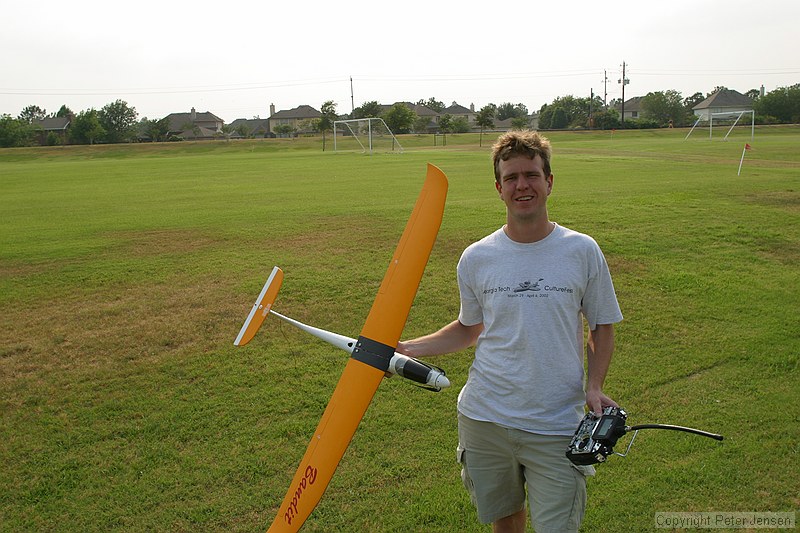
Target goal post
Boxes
[685,110,755,141]
[716,110,754,141]
[333,118,403,154]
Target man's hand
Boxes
[586,388,618,416]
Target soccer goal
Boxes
[333,118,403,154]
[685,110,755,141]
[711,110,754,141]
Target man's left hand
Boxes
[586,389,618,416]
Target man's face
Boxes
[495,154,553,222]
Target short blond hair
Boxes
[491,130,552,183]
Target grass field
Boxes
[1,127,798,532]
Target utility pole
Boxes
[618,61,630,125]
[589,88,594,129]
[350,76,355,114]
[603,70,608,107]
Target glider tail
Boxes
[234,266,284,346]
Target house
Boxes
[442,102,538,132]
[443,102,476,124]
[268,104,321,136]
[399,102,439,132]
[228,118,272,138]
[368,102,439,132]
[442,102,479,131]
[34,116,71,145]
[163,107,224,140]
[615,96,645,121]
[692,89,753,120]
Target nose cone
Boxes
[432,373,451,390]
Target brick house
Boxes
[164,107,224,139]
[268,104,321,136]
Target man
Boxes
[397,131,623,533]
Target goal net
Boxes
[333,118,403,154]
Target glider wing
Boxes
[267,163,448,532]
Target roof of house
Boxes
[378,102,439,117]
[693,89,753,110]
[614,96,645,113]
[270,105,321,119]
[405,102,439,116]
[228,118,271,137]
[179,125,219,139]
[164,110,223,132]
[229,118,270,129]
[35,117,71,131]
[443,103,473,115]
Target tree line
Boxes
[1,100,144,148]
[2,84,799,148]
[538,85,800,130]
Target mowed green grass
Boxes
[1,127,798,532]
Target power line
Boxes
[0,78,346,97]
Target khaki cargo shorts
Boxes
[457,413,595,532]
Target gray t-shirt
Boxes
[457,224,623,435]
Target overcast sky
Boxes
[2,0,798,122]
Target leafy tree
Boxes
[551,107,568,129]
[755,84,800,123]
[319,100,337,151]
[236,123,253,139]
[538,96,591,129]
[273,123,295,137]
[592,108,621,130]
[70,109,105,145]
[438,114,453,133]
[56,105,74,118]
[475,104,496,146]
[496,102,528,121]
[745,88,761,101]
[300,119,320,135]
[352,100,382,119]
[384,103,416,134]
[683,92,705,111]
[641,90,689,127]
[0,114,39,147]
[435,114,453,144]
[98,99,138,143]
[414,114,432,133]
[18,105,46,124]
[451,116,470,133]
[511,116,530,130]
[142,117,171,142]
[416,97,445,112]
[45,131,63,146]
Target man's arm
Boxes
[585,323,618,414]
[397,320,483,358]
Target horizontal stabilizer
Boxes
[234,266,284,346]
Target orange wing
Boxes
[267,164,448,532]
